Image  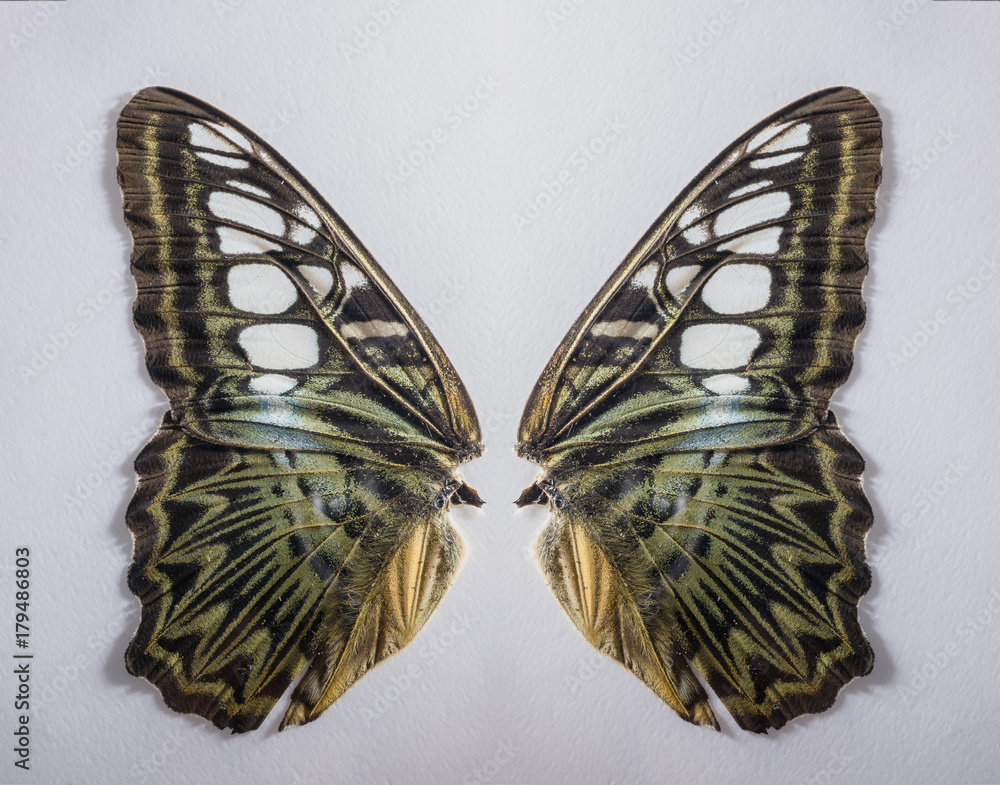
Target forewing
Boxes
[118,87,480,458]
[126,417,462,733]
[518,87,880,459]
[538,417,872,732]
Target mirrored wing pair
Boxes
[119,87,879,734]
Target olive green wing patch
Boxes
[517,88,880,732]
[119,88,482,732]
[126,419,463,733]
[536,418,871,732]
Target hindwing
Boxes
[119,88,482,732]
[517,87,880,732]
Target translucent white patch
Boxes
[341,263,369,291]
[714,191,791,236]
[208,192,285,237]
[298,265,334,298]
[238,324,319,370]
[631,262,659,290]
[679,203,708,244]
[702,373,750,395]
[701,264,772,314]
[207,121,253,152]
[227,263,298,314]
[590,320,659,341]
[296,203,322,229]
[750,152,805,169]
[746,121,792,152]
[683,223,709,245]
[217,227,281,255]
[289,224,317,245]
[227,180,270,199]
[666,265,701,297]
[760,122,810,153]
[679,323,761,370]
[189,123,240,153]
[729,180,771,199]
[717,226,783,255]
[341,320,409,341]
[195,151,249,169]
[249,373,297,395]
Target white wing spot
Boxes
[217,227,281,255]
[189,123,240,153]
[717,226,783,255]
[296,203,322,229]
[761,122,810,153]
[290,224,317,245]
[702,373,750,395]
[249,374,297,395]
[680,323,761,370]
[227,263,298,314]
[238,324,319,370]
[341,263,369,292]
[227,181,270,199]
[209,192,285,236]
[298,265,334,297]
[631,262,659,291]
[207,121,253,152]
[750,151,805,169]
[341,320,409,340]
[195,151,248,169]
[714,191,791,236]
[701,264,772,314]
[666,265,701,298]
[679,203,708,244]
[728,180,772,199]
[590,320,659,341]
[746,121,792,152]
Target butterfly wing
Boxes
[518,87,879,463]
[118,87,480,458]
[517,88,880,732]
[119,88,481,732]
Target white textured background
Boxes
[2,1,999,784]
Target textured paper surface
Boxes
[2,1,999,783]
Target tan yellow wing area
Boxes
[538,519,719,729]
[281,517,461,729]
